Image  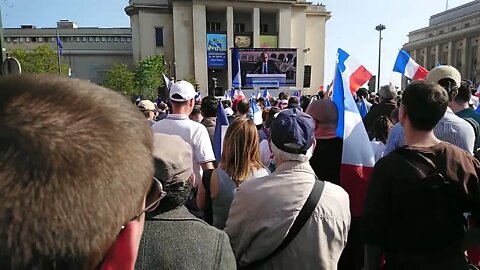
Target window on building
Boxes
[465,23,471,28]
[88,37,94,42]
[82,37,87,42]
[472,46,478,72]
[451,26,457,31]
[430,53,436,69]
[457,49,462,67]
[70,37,75,42]
[155,28,164,47]
[6,37,11,43]
[25,37,31,43]
[76,37,80,42]
[95,37,100,42]
[38,37,43,42]
[107,37,112,42]
[51,37,56,42]
[114,37,119,42]
[261,24,269,34]
[19,37,24,43]
[101,37,106,42]
[126,37,131,42]
[13,38,18,43]
[419,55,425,66]
[428,32,433,37]
[234,23,246,33]
[120,37,125,42]
[439,30,444,34]
[207,22,221,32]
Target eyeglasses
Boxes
[121,177,166,229]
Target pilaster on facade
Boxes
[253,8,260,48]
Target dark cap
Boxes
[271,108,315,154]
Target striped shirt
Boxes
[385,107,475,155]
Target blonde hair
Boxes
[220,117,264,185]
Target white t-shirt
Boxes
[259,139,272,167]
[151,114,215,185]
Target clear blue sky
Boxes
[0,0,473,87]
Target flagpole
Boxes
[446,0,449,10]
[56,29,61,75]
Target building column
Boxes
[434,44,440,66]
[476,38,480,83]
[461,38,467,78]
[411,50,417,62]
[253,8,260,48]
[227,6,234,89]
[447,41,453,65]
[277,8,292,47]
[422,47,428,67]
[193,4,208,95]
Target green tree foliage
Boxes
[134,55,165,100]
[102,63,136,96]
[10,45,69,75]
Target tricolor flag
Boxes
[393,49,429,80]
[195,92,202,102]
[358,99,368,119]
[214,100,229,162]
[336,51,373,94]
[56,31,63,56]
[332,48,375,217]
[232,48,242,88]
[251,97,263,125]
[293,90,301,97]
[262,88,271,100]
[224,91,231,101]
[163,73,173,90]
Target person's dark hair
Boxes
[201,96,218,117]
[222,99,232,108]
[356,88,369,99]
[372,116,394,144]
[0,75,153,268]
[278,91,289,100]
[190,105,201,117]
[237,99,250,115]
[318,91,325,99]
[264,107,281,129]
[437,78,459,101]
[151,169,193,214]
[454,82,472,104]
[288,96,300,108]
[300,96,311,112]
[402,81,448,131]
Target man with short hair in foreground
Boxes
[365,81,480,270]
[0,75,155,269]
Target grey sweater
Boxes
[135,206,236,270]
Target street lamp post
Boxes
[375,24,386,92]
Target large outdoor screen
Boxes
[235,48,297,88]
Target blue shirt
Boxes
[385,107,475,155]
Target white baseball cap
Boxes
[138,100,156,111]
[169,81,196,102]
[426,65,461,87]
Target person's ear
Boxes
[101,217,145,270]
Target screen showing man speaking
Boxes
[234,48,297,88]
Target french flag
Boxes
[393,49,429,80]
[213,100,229,162]
[251,97,263,125]
[335,50,373,94]
[333,48,375,217]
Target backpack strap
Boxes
[239,179,325,269]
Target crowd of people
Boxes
[1,64,480,270]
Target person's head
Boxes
[152,134,193,213]
[260,52,269,63]
[220,118,263,185]
[0,75,155,268]
[158,102,169,113]
[270,108,316,165]
[426,65,461,102]
[372,116,394,144]
[318,91,325,99]
[378,84,397,102]
[300,95,311,112]
[279,99,289,110]
[278,91,289,100]
[454,81,472,106]
[201,96,218,118]
[306,100,339,139]
[222,99,232,108]
[236,98,250,116]
[190,105,203,122]
[356,88,369,100]
[400,81,448,132]
[169,80,197,115]
[288,96,300,109]
[264,106,281,129]
[257,97,265,109]
[138,100,157,120]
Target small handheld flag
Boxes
[213,101,229,162]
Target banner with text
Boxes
[207,33,227,68]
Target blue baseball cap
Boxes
[271,108,315,155]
